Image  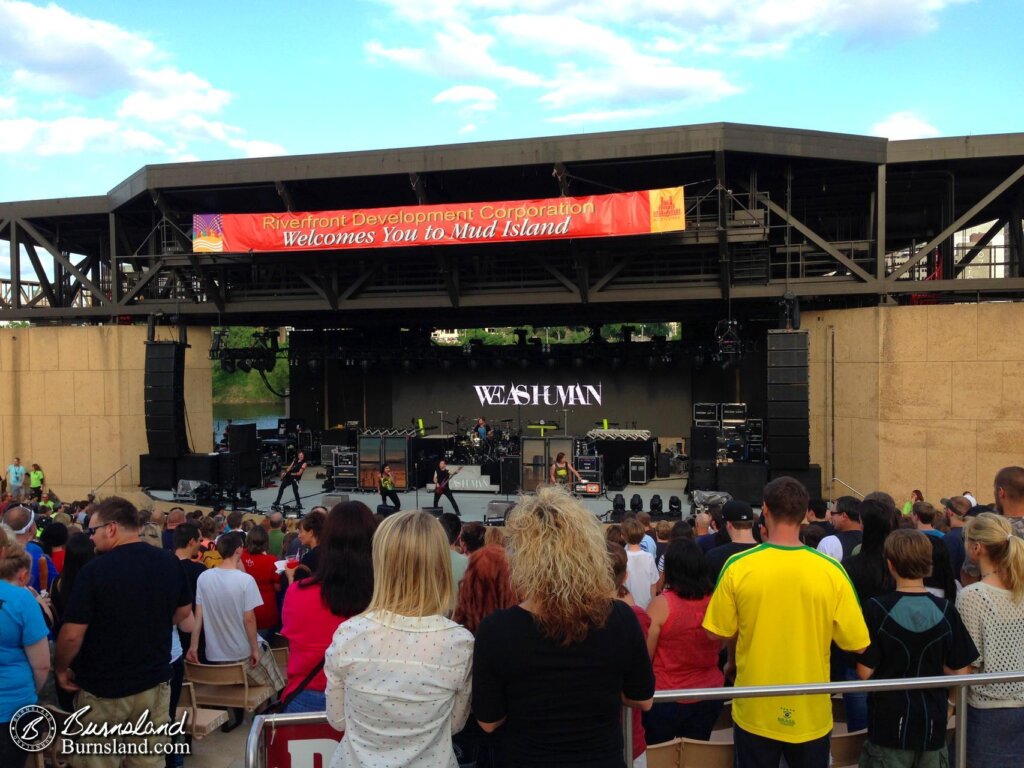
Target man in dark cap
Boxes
[705,500,758,583]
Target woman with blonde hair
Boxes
[956,512,1024,767]
[324,511,473,768]
[473,485,654,767]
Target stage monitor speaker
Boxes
[219,452,260,489]
[139,454,176,490]
[656,452,671,478]
[500,456,521,495]
[689,426,718,462]
[770,464,822,500]
[322,494,350,509]
[717,462,769,506]
[688,460,717,492]
[422,507,444,517]
[176,453,220,485]
[144,342,189,458]
[227,424,258,455]
[377,504,400,517]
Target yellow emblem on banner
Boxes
[648,187,686,233]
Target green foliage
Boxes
[211,326,289,404]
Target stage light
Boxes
[650,494,663,514]
[630,494,643,512]
[220,357,236,374]
[669,495,682,514]
[237,358,252,373]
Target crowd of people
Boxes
[1,465,1024,768]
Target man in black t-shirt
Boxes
[272,451,308,510]
[705,500,758,583]
[174,523,207,651]
[804,498,837,537]
[55,496,193,762]
[432,460,461,515]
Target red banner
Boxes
[260,720,341,768]
[193,187,684,253]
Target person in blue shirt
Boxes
[6,458,25,501]
[1,507,56,593]
[0,538,52,768]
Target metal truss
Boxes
[2,124,1024,326]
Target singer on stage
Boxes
[273,450,308,510]
[379,464,401,510]
[432,459,461,515]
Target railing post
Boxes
[954,683,967,768]
[622,705,633,767]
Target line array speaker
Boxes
[766,330,809,470]
[144,342,189,458]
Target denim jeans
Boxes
[283,688,326,714]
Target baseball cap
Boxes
[940,496,971,516]
[723,500,754,523]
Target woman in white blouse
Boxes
[325,510,473,768]
[956,512,1024,768]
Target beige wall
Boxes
[806,303,1024,507]
[0,325,213,500]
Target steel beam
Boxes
[876,165,886,280]
[591,256,633,293]
[119,258,167,304]
[954,218,1006,277]
[297,270,338,310]
[533,255,581,299]
[15,218,111,305]
[23,242,57,307]
[9,220,20,308]
[340,266,377,301]
[715,152,732,301]
[888,162,1024,282]
[755,193,875,283]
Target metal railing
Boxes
[242,671,1024,768]
[623,670,1024,766]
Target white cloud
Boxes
[367,22,544,86]
[226,139,287,158]
[433,85,498,114]
[871,111,940,140]
[458,123,478,135]
[0,94,16,112]
[546,107,661,125]
[0,1,282,163]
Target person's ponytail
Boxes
[1004,534,1024,603]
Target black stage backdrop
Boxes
[288,341,767,448]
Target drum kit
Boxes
[443,415,521,465]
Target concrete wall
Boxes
[0,325,213,500]
[807,303,1024,507]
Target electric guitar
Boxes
[435,467,463,493]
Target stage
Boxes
[148,462,696,523]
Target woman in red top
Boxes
[644,538,725,744]
[240,526,280,638]
[280,500,376,713]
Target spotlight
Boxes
[612,494,626,513]
[220,357,236,374]
[669,495,683,514]
[630,494,643,513]
[237,358,252,373]
[650,494,663,514]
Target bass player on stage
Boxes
[272,450,308,511]
[432,459,462,516]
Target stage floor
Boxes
[149,467,694,522]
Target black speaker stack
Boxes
[766,330,810,471]
[140,342,188,489]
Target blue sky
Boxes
[0,0,1020,212]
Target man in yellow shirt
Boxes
[703,476,869,768]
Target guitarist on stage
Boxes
[273,450,308,511]
[432,460,461,516]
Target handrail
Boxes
[624,670,1024,766]
[241,671,1024,768]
